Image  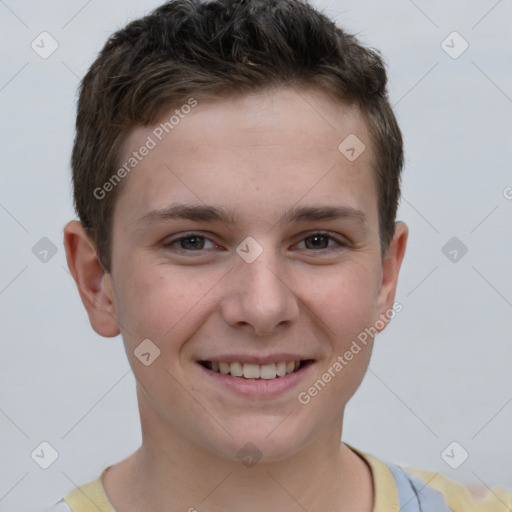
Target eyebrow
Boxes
[137,203,367,227]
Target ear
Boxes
[375,221,408,331]
[63,220,120,338]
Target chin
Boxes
[204,416,316,465]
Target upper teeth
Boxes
[208,361,301,379]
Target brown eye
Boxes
[178,236,206,250]
[296,233,344,251]
[304,235,330,250]
[163,233,217,252]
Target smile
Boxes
[199,360,314,380]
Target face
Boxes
[99,87,405,461]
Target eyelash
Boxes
[163,232,346,254]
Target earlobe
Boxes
[376,221,408,331]
[63,220,120,338]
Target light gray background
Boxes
[1,1,511,510]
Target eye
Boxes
[162,231,346,254]
[295,232,345,251]
[163,233,217,252]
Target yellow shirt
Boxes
[56,448,511,512]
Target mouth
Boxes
[197,359,315,380]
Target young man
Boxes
[54,0,510,510]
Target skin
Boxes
[64,86,408,512]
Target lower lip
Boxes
[197,362,315,398]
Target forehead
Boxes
[113,87,377,228]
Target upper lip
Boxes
[197,353,315,365]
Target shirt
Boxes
[46,446,512,512]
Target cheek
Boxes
[113,261,220,350]
[305,261,379,341]
[295,266,377,417]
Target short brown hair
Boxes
[71,0,403,272]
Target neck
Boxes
[103,395,374,512]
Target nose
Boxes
[219,249,300,336]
